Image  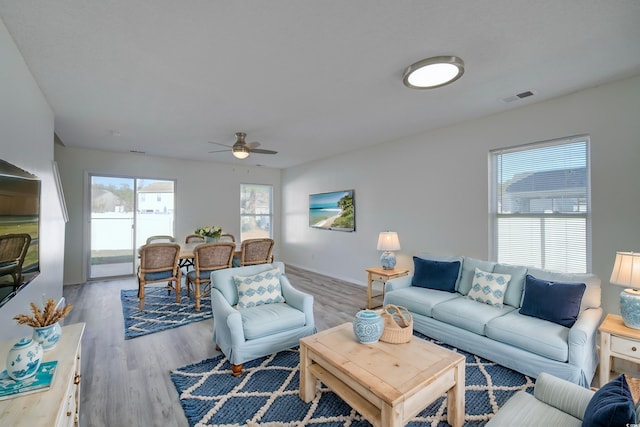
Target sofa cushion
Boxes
[233,268,285,309]
[493,263,528,308]
[383,286,461,317]
[459,257,496,295]
[432,297,514,336]
[411,256,461,293]
[519,275,585,328]
[416,253,464,289]
[525,268,600,313]
[486,310,570,362]
[238,303,306,340]
[583,374,636,427]
[467,268,511,308]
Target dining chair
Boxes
[219,233,236,242]
[146,235,176,244]
[186,242,235,311]
[184,234,205,244]
[238,238,275,266]
[137,243,181,310]
[0,233,32,290]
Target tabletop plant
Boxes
[194,225,222,240]
[13,298,73,327]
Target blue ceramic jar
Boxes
[6,337,43,380]
[353,310,383,344]
[32,322,62,351]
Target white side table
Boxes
[599,313,640,387]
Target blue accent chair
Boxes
[210,262,316,376]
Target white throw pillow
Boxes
[233,268,285,309]
[467,268,511,308]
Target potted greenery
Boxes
[194,226,222,242]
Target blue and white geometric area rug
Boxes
[171,333,535,427]
[121,287,212,339]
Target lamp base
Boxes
[380,251,396,270]
[620,289,640,329]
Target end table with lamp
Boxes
[365,267,409,309]
[599,251,640,386]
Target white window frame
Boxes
[489,135,592,273]
[240,183,273,241]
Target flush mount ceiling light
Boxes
[402,56,465,89]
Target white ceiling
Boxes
[1,1,639,169]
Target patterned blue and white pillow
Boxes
[467,267,511,308]
[233,268,285,309]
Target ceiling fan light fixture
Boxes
[402,56,464,89]
[232,145,250,159]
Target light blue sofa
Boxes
[383,254,603,387]
[210,262,316,375]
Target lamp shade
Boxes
[610,252,640,288]
[377,232,400,251]
[611,251,640,329]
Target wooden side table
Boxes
[365,267,409,309]
[599,313,640,386]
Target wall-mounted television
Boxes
[0,159,40,307]
[309,189,355,232]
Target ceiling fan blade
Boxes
[246,141,261,149]
[208,149,231,153]
[250,148,278,155]
[208,141,233,148]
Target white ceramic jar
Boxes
[6,337,43,380]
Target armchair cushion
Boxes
[233,267,285,309]
[239,303,307,340]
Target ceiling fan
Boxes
[208,132,278,159]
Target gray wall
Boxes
[54,146,281,285]
[281,74,640,318]
[0,18,66,341]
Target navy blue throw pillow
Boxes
[519,275,586,327]
[411,257,460,293]
[583,374,636,427]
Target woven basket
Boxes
[379,304,413,344]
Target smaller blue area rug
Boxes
[171,333,535,427]
[121,287,212,339]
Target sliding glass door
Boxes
[89,175,175,279]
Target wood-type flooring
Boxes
[62,264,368,427]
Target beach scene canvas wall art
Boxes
[309,190,355,232]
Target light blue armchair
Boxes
[210,262,316,376]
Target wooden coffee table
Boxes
[299,323,465,427]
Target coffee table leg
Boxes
[447,361,465,427]
[381,403,402,427]
[299,344,315,402]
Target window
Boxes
[490,136,591,273]
[240,184,273,241]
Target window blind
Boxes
[490,136,591,273]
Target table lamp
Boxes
[610,251,640,329]
[377,232,401,270]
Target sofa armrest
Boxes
[534,372,595,420]
[568,307,603,384]
[386,274,413,291]
[211,288,245,346]
[280,275,315,329]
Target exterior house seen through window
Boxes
[240,184,273,241]
[490,136,591,273]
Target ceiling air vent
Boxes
[502,90,536,103]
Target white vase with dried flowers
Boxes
[13,299,73,351]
